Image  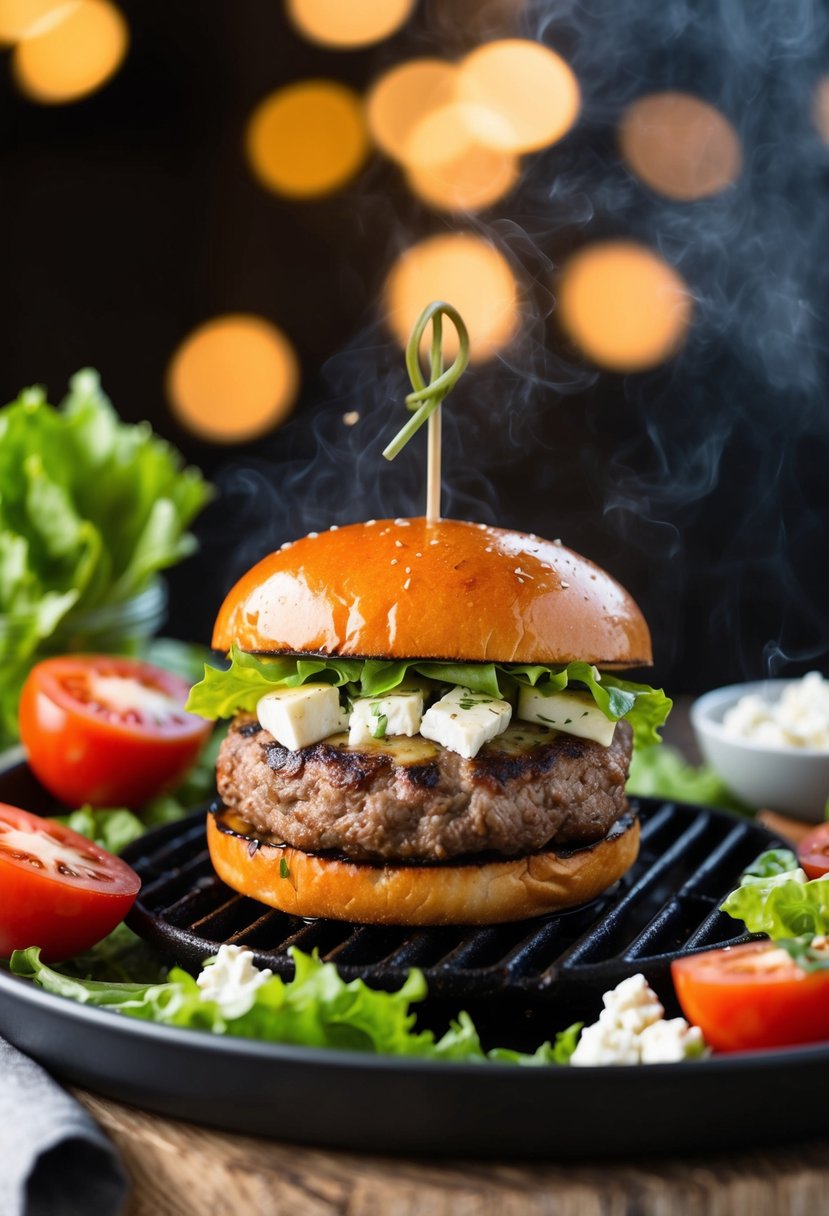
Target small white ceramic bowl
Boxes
[690,680,829,821]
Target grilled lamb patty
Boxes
[216,714,634,864]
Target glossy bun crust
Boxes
[207,809,640,926]
[212,518,652,667]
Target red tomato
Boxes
[672,941,829,1053]
[0,804,140,960]
[797,823,829,880]
[19,655,212,808]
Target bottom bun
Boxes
[207,807,640,926]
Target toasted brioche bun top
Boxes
[212,517,652,667]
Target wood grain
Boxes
[74,1090,829,1216]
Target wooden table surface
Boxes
[71,699,829,1215]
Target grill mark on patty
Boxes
[219,712,634,864]
[469,735,589,789]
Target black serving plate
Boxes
[2,963,829,1159]
[1,758,826,1159]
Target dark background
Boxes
[2,0,828,694]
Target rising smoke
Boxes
[182,0,829,693]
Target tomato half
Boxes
[19,655,212,808]
[672,941,829,1053]
[0,804,140,960]
[798,823,829,880]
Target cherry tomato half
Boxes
[19,655,212,808]
[0,804,140,960]
[797,822,829,880]
[672,941,829,1053]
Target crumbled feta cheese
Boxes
[197,945,272,1019]
[348,686,425,746]
[601,973,664,1034]
[420,686,511,759]
[723,672,829,750]
[639,1018,706,1064]
[570,974,705,1066]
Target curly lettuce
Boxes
[187,648,671,748]
[721,849,829,971]
[0,371,211,746]
[10,945,580,1066]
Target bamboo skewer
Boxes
[382,301,470,523]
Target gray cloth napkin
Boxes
[0,1037,128,1216]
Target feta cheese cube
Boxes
[349,685,425,746]
[257,685,348,751]
[517,687,616,747]
[420,686,511,759]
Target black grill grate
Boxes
[123,798,783,1009]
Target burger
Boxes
[187,517,671,925]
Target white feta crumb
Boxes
[570,974,705,1067]
[639,1018,706,1064]
[722,672,829,750]
[197,945,272,1019]
[600,973,664,1035]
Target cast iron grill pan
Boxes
[3,764,821,1159]
[123,797,783,1030]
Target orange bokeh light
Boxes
[366,58,457,163]
[286,0,414,49]
[368,63,519,213]
[246,80,369,198]
[13,0,127,103]
[457,39,580,153]
[406,123,519,212]
[557,241,693,372]
[385,233,518,362]
[0,0,68,44]
[167,315,300,443]
[619,92,742,200]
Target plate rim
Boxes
[3,962,829,1081]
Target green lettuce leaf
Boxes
[55,807,147,855]
[0,370,212,747]
[718,851,829,972]
[721,849,829,939]
[187,648,671,748]
[720,878,829,938]
[742,849,801,880]
[626,743,750,812]
[10,945,579,1065]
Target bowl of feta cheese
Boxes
[690,672,829,819]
